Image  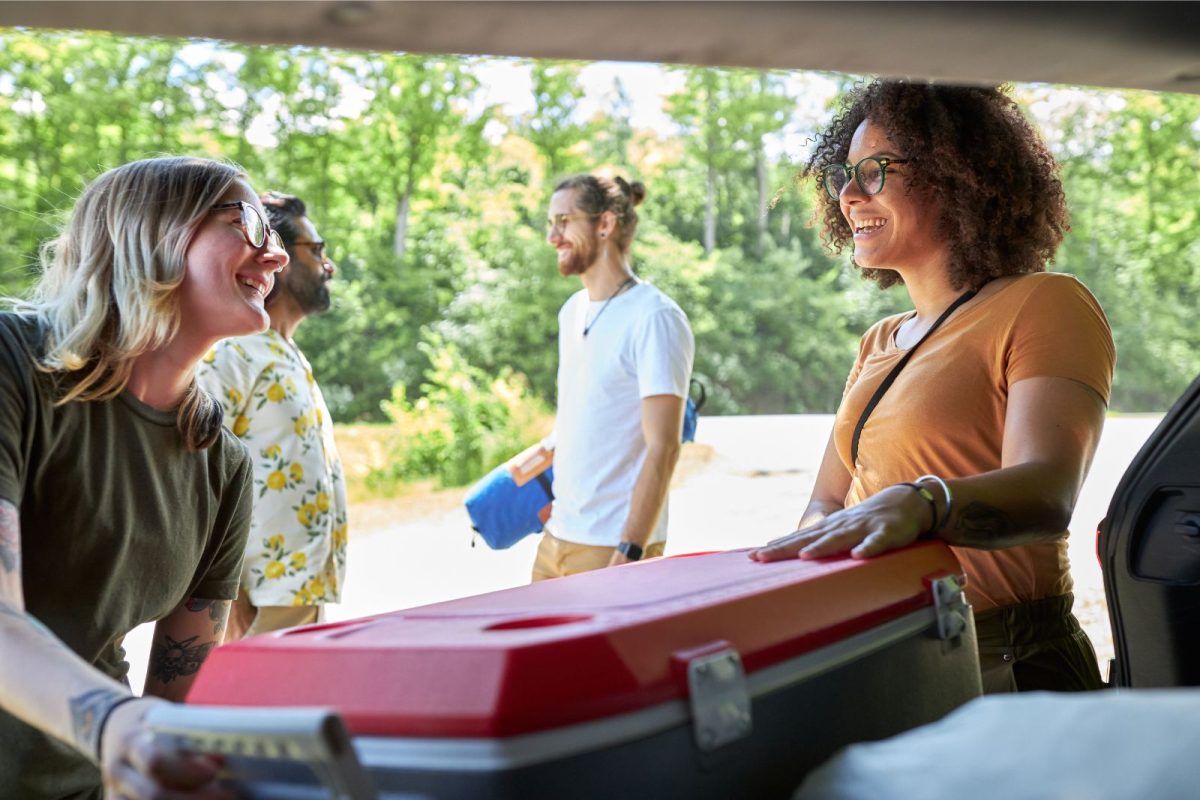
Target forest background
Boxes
[2,30,1198,490]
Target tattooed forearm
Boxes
[149,634,216,683]
[69,687,131,760]
[951,502,1017,547]
[0,499,19,574]
[185,598,231,637]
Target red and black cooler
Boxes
[176,543,981,798]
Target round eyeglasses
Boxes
[820,157,910,200]
[211,201,285,251]
[546,212,601,235]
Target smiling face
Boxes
[547,188,600,276]
[839,119,949,274]
[176,178,288,345]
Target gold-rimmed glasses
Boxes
[546,212,601,235]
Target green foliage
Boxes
[367,336,552,490]
[1046,88,1200,408]
[1,28,1197,428]
[518,60,592,184]
[437,216,575,403]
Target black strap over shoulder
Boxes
[850,290,977,466]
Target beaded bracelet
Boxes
[897,482,938,533]
[915,474,953,534]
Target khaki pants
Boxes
[531,530,666,582]
[225,590,324,642]
[974,593,1104,694]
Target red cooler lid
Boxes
[187,544,961,738]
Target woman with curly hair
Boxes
[752,81,1114,693]
[0,156,287,797]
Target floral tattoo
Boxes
[185,598,231,638]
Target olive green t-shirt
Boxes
[0,313,253,799]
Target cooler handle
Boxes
[145,704,377,799]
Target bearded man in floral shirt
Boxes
[198,191,348,639]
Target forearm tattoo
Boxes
[953,501,1017,546]
[0,500,19,574]
[69,687,131,760]
[149,634,216,683]
[185,598,231,638]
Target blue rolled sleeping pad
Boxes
[466,380,706,550]
[465,443,555,550]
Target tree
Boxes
[517,60,591,185]
[347,54,479,259]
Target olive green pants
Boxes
[974,592,1104,694]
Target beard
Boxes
[558,235,599,276]
[283,268,332,314]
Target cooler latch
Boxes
[931,574,969,642]
[686,647,752,752]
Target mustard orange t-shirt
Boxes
[835,272,1115,611]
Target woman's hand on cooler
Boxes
[100,697,233,800]
[749,484,932,562]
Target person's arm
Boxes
[751,376,1105,561]
[609,394,685,566]
[796,427,852,530]
[0,500,229,797]
[144,597,232,702]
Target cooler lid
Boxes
[188,543,961,738]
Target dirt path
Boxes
[123,415,1161,691]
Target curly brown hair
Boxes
[807,80,1069,290]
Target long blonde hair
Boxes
[15,156,242,450]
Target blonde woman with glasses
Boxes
[0,156,287,799]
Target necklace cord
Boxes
[583,277,637,337]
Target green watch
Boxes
[616,541,644,561]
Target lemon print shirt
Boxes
[198,329,348,607]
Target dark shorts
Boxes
[974,592,1104,694]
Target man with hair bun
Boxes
[534,174,695,580]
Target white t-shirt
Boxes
[550,281,695,547]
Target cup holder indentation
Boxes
[485,615,592,631]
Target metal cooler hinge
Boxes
[686,648,752,752]
[931,574,969,642]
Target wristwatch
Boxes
[616,541,644,561]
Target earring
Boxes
[600,232,607,239]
